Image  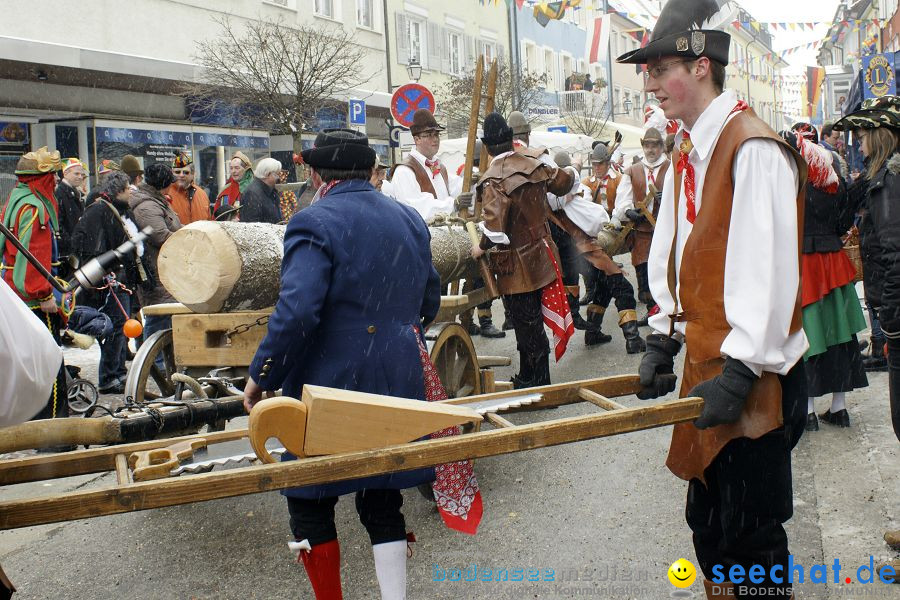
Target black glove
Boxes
[778,130,799,151]
[624,208,646,223]
[690,357,757,429]
[637,334,682,399]
[455,192,473,211]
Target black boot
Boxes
[579,291,592,306]
[864,336,888,371]
[619,311,646,354]
[584,305,612,346]
[478,315,506,338]
[568,294,590,330]
[636,305,654,328]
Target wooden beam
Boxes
[0,429,249,486]
[0,397,702,530]
[578,389,626,411]
[485,413,514,429]
[114,454,131,486]
[477,355,512,368]
[440,374,641,410]
[461,55,485,197]
[433,286,494,323]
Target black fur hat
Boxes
[617,0,735,66]
[145,163,175,190]
[481,113,513,147]
[300,128,376,170]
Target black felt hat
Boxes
[617,0,735,66]
[481,113,513,147]
[300,128,376,170]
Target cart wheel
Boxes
[67,378,98,414]
[426,322,481,399]
[124,329,177,404]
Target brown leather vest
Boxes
[666,110,807,483]
[402,156,449,198]
[627,160,669,231]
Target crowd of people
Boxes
[2,0,900,595]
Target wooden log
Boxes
[158,221,286,313]
[0,397,703,530]
[158,222,481,312]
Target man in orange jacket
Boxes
[166,152,210,225]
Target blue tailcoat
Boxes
[249,180,442,499]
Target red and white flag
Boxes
[585,14,610,65]
[540,240,574,361]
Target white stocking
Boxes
[372,540,407,600]
[808,397,815,415]
[830,392,846,413]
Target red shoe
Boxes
[299,539,343,600]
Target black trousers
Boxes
[287,489,406,547]
[686,363,806,599]
[505,290,550,384]
[31,310,67,420]
[886,337,900,442]
[591,271,637,311]
[549,222,580,287]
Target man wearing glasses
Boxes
[612,127,670,324]
[166,152,211,225]
[619,0,807,597]
[389,109,469,222]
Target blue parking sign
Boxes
[349,99,366,126]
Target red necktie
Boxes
[425,158,441,177]
[676,133,697,224]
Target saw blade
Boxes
[170,448,285,476]
[456,393,543,415]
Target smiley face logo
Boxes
[668,558,697,588]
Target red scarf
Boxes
[319,180,343,197]
[540,240,574,361]
[19,173,58,215]
[414,327,483,535]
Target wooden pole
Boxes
[0,396,703,530]
[466,221,499,299]
[460,56,485,198]
[478,58,499,183]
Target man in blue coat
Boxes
[243,129,441,600]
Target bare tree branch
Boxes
[435,60,548,138]
[182,16,374,135]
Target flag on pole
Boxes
[585,14,610,65]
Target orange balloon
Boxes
[123,319,143,339]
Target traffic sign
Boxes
[389,126,405,148]
[349,99,366,126]
[390,84,436,128]
[547,125,569,133]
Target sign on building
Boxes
[863,54,896,99]
[349,99,366,127]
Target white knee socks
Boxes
[372,540,407,600]
[808,397,815,415]
[831,392,846,413]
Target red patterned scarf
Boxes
[414,327,483,535]
[540,240,574,361]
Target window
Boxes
[356,0,373,28]
[544,48,556,90]
[409,19,424,64]
[446,29,464,76]
[314,0,333,18]
[396,13,426,67]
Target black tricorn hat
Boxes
[301,128,376,170]
[409,109,444,136]
[617,0,735,66]
[481,113,513,147]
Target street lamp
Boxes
[623,98,633,114]
[407,60,422,83]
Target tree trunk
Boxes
[158,221,286,313]
[158,222,478,313]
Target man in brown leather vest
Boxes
[619,1,808,598]
[613,127,670,320]
[471,113,578,388]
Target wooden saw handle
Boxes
[248,397,308,463]
[465,221,500,299]
[128,439,207,482]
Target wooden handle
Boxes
[0,417,120,453]
[128,439,207,482]
[465,221,500,299]
[248,397,308,463]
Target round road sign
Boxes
[390,84,436,128]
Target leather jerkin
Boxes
[402,156,449,199]
[625,160,669,265]
[478,151,574,296]
[665,109,807,483]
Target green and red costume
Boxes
[213,170,253,214]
